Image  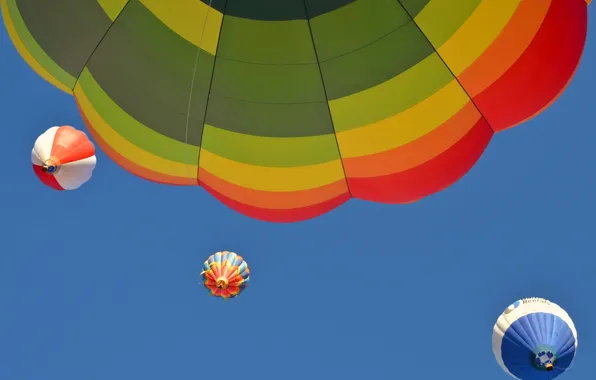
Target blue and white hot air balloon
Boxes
[492,298,578,379]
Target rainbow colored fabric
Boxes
[2,0,589,222]
[201,251,249,299]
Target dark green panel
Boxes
[398,0,433,17]
[210,58,324,103]
[211,9,322,103]
[305,0,359,18]
[15,0,113,78]
[86,1,214,146]
[205,96,334,137]
[310,0,408,62]
[206,7,336,137]
[207,55,335,136]
[215,14,316,64]
[319,21,435,100]
[225,0,304,21]
[201,0,357,20]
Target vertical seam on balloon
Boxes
[527,313,541,349]
[71,0,132,91]
[196,0,229,186]
[395,0,496,134]
[302,0,352,198]
[185,0,216,184]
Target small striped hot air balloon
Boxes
[492,297,578,379]
[201,251,250,300]
[31,126,97,190]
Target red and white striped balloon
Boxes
[31,126,96,190]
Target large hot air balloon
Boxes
[492,297,578,379]
[2,0,589,222]
[201,251,249,299]
[32,126,97,190]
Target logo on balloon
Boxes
[503,300,522,315]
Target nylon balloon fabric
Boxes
[492,298,578,380]
[201,251,249,299]
[31,126,97,190]
[2,0,589,222]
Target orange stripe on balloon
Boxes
[458,0,552,97]
[343,102,481,178]
[76,101,197,186]
[349,118,493,203]
[201,181,351,223]
[50,125,95,164]
[229,277,244,286]
[211,265,221,278]
[198,168,348,210]
[473,0,587,132]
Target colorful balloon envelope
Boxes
[492,298,578,379]
[3,0,590,222]
[31,126,97,190]
[201,251,249,299]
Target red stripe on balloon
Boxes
[32,165,64,190]
[200,182,351,223]
[349,118,493,203]
[474,0,587,132]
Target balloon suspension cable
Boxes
[183,0,214,181]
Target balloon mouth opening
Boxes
[42,159,59,174]
[533,348,557,371]
[216,277,229,290]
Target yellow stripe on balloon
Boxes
[74,83,198,179]
[199,149,345,192]
[329,0,520,158]
[422,0,521,74]
[1,0,72,93]
[97,0,129,20]
[336,80,469,158]
[328,53,451,132]
[139,0,223,55]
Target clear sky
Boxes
[1,9,595,380]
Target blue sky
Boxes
[1,9,595,380]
